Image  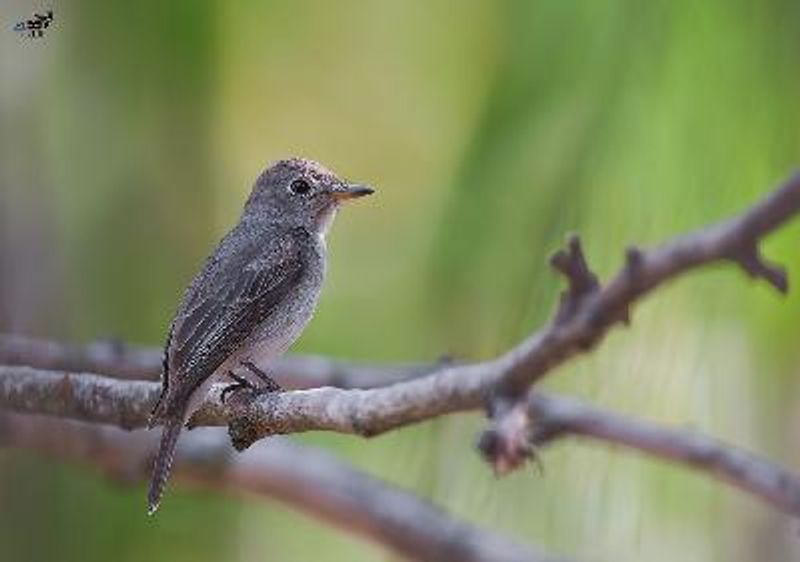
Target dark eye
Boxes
[289,179,311,195]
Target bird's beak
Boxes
[331,183,375,202]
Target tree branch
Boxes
[3,365,800,518]
[3,173,798,447]
[10,172,794,449]
[477,171,800,471]
[0,412,553,562]
[494,170,800,397]
[2,172,799,522]
[209,171,800,449]
[482,393,800,516]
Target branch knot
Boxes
[729,245,788,293]
[477,396,536,475]
[550,235,600,326]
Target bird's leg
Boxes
[221,371,252,403]
[241,360,282,393]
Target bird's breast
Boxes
[239,244,325,362]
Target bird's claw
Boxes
[241,361,282,393]
[220,364,282,404]
[221,372,253,404]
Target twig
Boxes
[0,412,552,562]
[526,394,800,516]
[494,170,800,397]
[3,365,800,517]
[478,171,800,471]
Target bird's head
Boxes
[245,158,373,235]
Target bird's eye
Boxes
[289,179,312,195]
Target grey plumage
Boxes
[147,158,373,514]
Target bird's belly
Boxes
[235,275,322,369]
[183,284,320,414]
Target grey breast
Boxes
[239,233,326,362]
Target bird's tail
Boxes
[148,418,183,515]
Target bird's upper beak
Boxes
[331,183,375,202]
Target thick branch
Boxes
[0,413,550,562]
[0,366,158,429]
[4,365,800,518]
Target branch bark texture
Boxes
[3,364,800,518]
[0,412,551,562]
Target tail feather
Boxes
[148,419,183,515]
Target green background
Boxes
[1,1,799,561]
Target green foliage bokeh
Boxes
[1,1,799,561]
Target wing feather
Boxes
[156,227,309,415]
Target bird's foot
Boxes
[221,371,253,404]
[241,360,282,393]
[220,363,282,404]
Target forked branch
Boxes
[3,365,800,517]
[2,172,800,526]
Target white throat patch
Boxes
[315,205,339,243]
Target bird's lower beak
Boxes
[332,184,375,202]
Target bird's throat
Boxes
[314,205,339,243]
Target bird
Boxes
[146,158,374,514]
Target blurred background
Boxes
[1,1,800,561]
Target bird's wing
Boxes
[156,226,309,416]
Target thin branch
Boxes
[476,171,800,472]
[526,394,800,516]
[549,234,601,326]
[4,365,800,518]
[495,170,800,397]
[0,413,552,562]
[0,333,435,387]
